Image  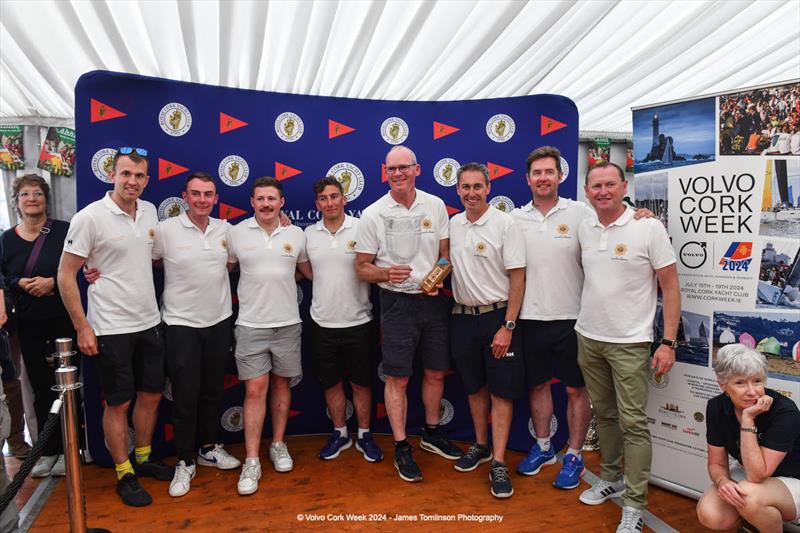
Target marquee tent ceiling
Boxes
[1,0,799,133]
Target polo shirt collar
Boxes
[461,206,492,226]
[248,217,286,236]
[590,206,634,229]
[315,214,353,233]
[102,191,143,217]
[522,197,568,218]
[179,211,220,231]
[386,189,423,209]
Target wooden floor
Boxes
[23,435,726,532]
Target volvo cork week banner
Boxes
[75,70,579,466]
[632,80,800,497]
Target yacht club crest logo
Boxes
[327,162,365,202]
[275,112,304,142]
[218,155,250,187]
[557,223,569,236]
[159,102,192,136]
[486,114,515,143]
[91,148,117,183]
[613,243,629,260]
[475,241,487,255]
[157,197,189,221]
[434,158,459,187]
[221,406,244,432]
[528,415,558,438]
[380,117,409,145]
[559,157,570,182]
[439,399,455,425]
[326,400,354,422]
[490,195,514,213]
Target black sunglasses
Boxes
[118,146,149,157]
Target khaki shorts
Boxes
[234,323,302,380]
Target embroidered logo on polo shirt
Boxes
[221,239,227,250]
[421,218,433,231]
[613,243,628,260]
[475,241,487,256]
[346,240,357,253]
[555,223,572,239]
[148,228,156,239]
[282,243,294,256]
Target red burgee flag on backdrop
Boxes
[376,403,387,419]
[220,112,248,134]
[328,119,355,139]
[541,115,567,135]
[486,162,513,180]
[433,121,459,140]
[164,423,174,442]
[90,98,127,123]
[275,162,302,180]
[381,164,388,183]
[158,158,190,180]
[289,409,301,418]
[446,205,461,216]
[223,375,241,390]
[219,202,247,221]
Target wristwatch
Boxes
[504,320,516,331]
[660,338,677,349]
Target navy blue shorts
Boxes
[450,307,524,399]
[379,289,450,377]
[311,320,376,389]
[520,319,584,388]
[96,325,166,406]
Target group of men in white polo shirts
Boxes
[56,144,680,533]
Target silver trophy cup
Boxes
[383,213,423,290]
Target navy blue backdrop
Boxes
[74,70,579,467]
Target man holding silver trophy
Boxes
[355,145,463,483]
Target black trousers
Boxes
[165,317,233,463]
[17,316,76,456]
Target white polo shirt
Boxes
[575,208,676,343]
[152,212,233,328]
[305,215,372,328]
[511,198,594,321]
[356,188,449,294]
[449,206,525,306]
[63,192,160,335]
[228,218,308,328]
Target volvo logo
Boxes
[679,241,707,269]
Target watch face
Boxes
[506,321,516,330]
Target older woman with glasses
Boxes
[0,174,76,478]
[696,343,800,532]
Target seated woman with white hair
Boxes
[696,343,800,532]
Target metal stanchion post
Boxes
[53,339,110,533]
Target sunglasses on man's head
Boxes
[118,146,148,157]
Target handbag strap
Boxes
[22,218,53,278]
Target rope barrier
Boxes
[0,399,63,513]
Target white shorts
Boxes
[776,476,800,521]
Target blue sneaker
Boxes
[319,430,352,460]
[355,432,384,463]
[553,453,585,489]
[516,443,556,476]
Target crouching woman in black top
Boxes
[696,343,800,532]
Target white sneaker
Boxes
[50,455,66,477]
[237,459,261,495]
[197,444,241,470]
[579,478,626,505]
[269,442,293,472]
[169,460,196,497]
[616,506,643,533]
[31,455,58,478]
